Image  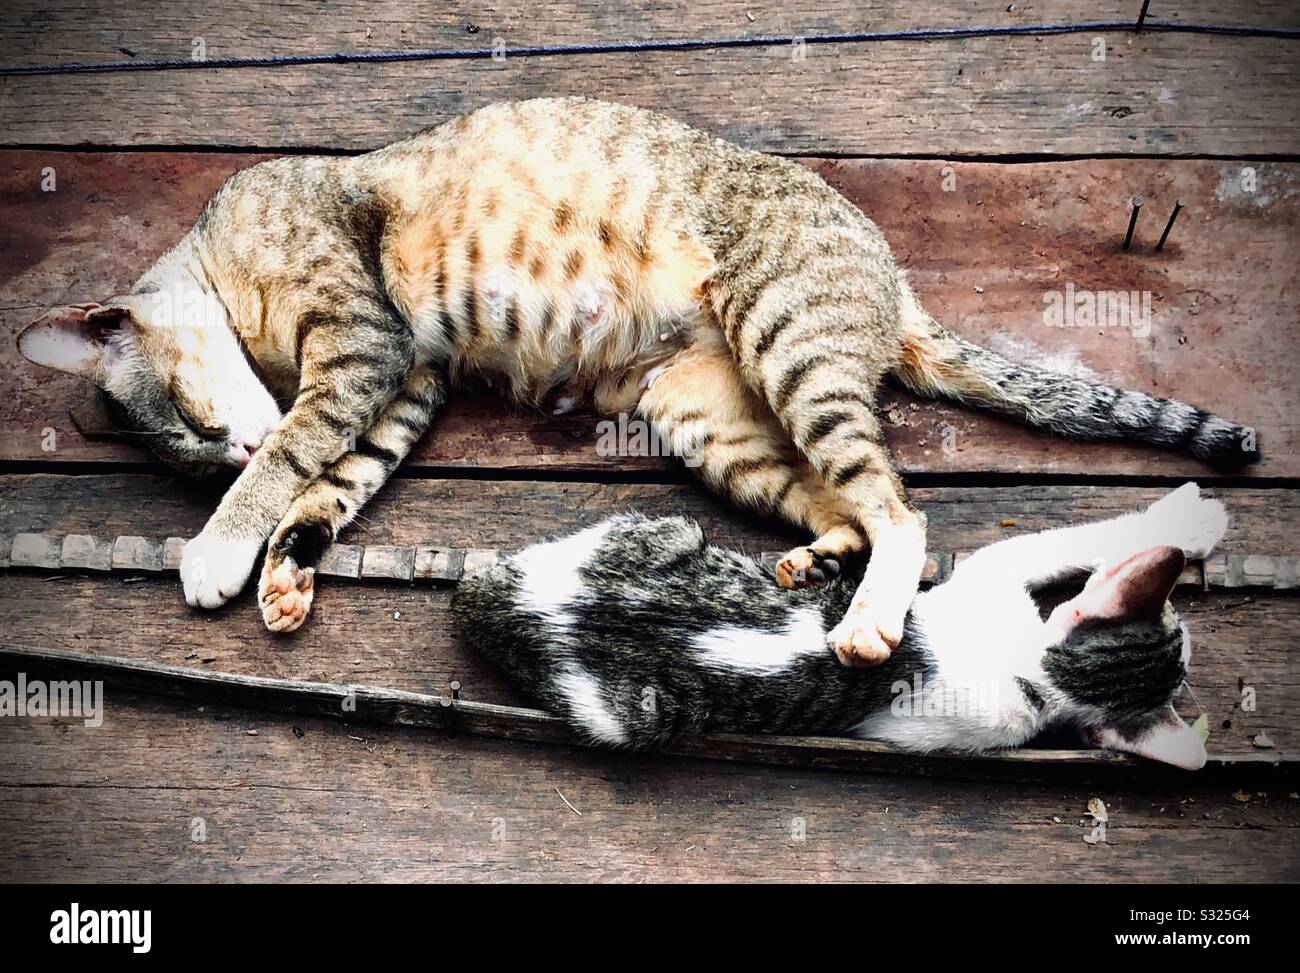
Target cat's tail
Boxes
[893,315,1259,467]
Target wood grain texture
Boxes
[0,691,1295,882]
[3,154,1296,475]
[3,641,1289,777]
[3,0,1299,158]
[7,1,1299,69]
[1,476,1295,759]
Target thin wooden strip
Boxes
[10,533,61,569]
[110,535,164,573]
[359,545,415,581]
[2,530,1287,589]
[317,544,362,579]
[60,534,113,572]
[414,547,464,582]
[1,641,1289,782]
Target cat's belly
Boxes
[398,246,709,411]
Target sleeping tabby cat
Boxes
[452,482,1225,769]
[18,98,1256,663]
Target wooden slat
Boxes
[4,690,1296,881]
[4,154,1296,476]
[1,641,1290,780]
[0,1,1140,65]
[3,475,1297,556]
[2,6,1297,155]
[0,476,1294,759]
[23,528,1300,590]
[8,2,1299,68]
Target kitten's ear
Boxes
[17,303,133,384]
[1096,707,1207,770]
[1066,546,1186,626]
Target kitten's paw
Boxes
[776,547,841,589]
[827,606,902,668]
[259,555,315,633]
[1146,482,1229,559]
[180,532,262,609]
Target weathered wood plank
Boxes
[2,2,1297,155]
[1,690,1295,882]
[2,475,1297,556]
[0,478,1293,759]
[7,2,1298,69]
[1,641,1289,778]
[0,0,1138,66]
[3,154,1296,475]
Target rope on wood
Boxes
[2,20,1297,78]
[3,530,1296,589]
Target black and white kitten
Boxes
[452,483,1227,769]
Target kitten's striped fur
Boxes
[18,98,1257,654]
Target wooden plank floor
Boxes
[0,1,1297,882]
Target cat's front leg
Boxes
[181,296,414,610]
[259,365,447,632]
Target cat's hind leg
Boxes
[258,364,447,632]
[635,338,867,589]
[712,236,927,666]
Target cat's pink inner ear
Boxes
[1096,710,1207,770]
[18,304,107,379]
[1065,546,1186,627]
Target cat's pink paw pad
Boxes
[259,557,315,633]
[776,548,840,589]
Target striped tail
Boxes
[894,317,1260,468]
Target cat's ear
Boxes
[1095,707,1207,770]
[1062,545,1186,628]
[17,302,135,384]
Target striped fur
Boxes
[16,98,1257,644]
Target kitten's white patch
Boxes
[850,584,1046,752]
[691,608,827,674]
[555,665,626,745]
[512,519,614,630]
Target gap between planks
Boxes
[2,531,1298,590]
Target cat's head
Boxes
[18,295,281,476]
[1038,545,1206,770]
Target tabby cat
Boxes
[17,98,1256,664]
[453,483,1224,769]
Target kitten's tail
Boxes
[893,315,1259,467]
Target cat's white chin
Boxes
[181,532,263,609]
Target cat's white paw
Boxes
[1145,482,1229,559]
[827,603,904,668]
[181,532,263,609]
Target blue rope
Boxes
[1,20,1296,78]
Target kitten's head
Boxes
[18,295,281,476]
[1038,545,1206,770]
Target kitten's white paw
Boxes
[1145,482,1229,559]
[181,532,263,609]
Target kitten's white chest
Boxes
[850,582,1046,752]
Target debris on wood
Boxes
[555,787,583,816]
[1087,797,1108,823]
[1252,732,1275,749]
